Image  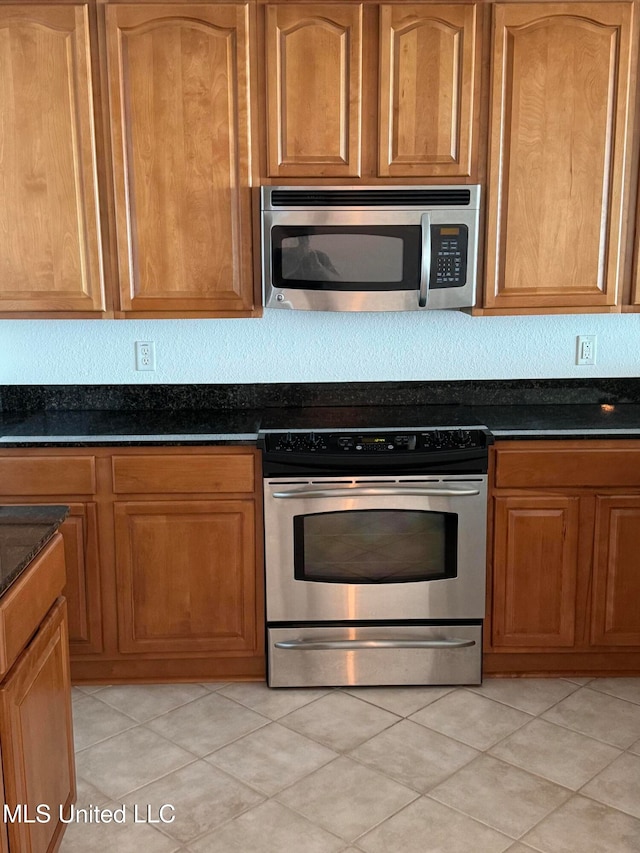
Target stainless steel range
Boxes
[258,410,493,688]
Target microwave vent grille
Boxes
[269,189,472,208]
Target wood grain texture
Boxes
[0,4,105,313]
[495,443,640,488]
[114,499,257,655]
[0,535,66,678]
[484,650,640,677]
[59,504,103,656]
[112,452,255,494]
[107,4,255,314]
[0,598,75,853]
[591,495,640,646]
[485,3,634,309]
[378,4,477,177]
[0,455,96,496]
[492,496,579,648]
[265,3,363,177]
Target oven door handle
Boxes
[271,487,481,498]
[274,638,476,650]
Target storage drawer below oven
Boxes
[267,624,482,687]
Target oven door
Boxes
[263,475,487,623]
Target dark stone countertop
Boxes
[0,408,262,446]
[0,505,69,598]
[0,382,639,444]
[474,403,640,439]
[0,403,639,445]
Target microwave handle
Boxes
[418,213,431,307]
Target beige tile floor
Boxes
[60,677,640,852]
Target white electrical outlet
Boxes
[576,335,597,365]
[135,341,156,371]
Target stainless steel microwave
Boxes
[261,185,480,312]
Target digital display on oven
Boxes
[360,437,386,444]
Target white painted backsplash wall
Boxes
[1,311,639,384]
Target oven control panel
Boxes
[264,429,488,454]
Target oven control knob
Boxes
[280,432,295,451]
[458,430,472,446]
[308,432,324,451]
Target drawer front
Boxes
[268,624,482,687]
[112,452,255,494]
[495,447,640,488]
[0,534,66,676]
[0,456,96,495]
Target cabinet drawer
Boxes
[0,456,96,495]
[0,534,66,677]
[495,446,640,488]
[112,453,255,494]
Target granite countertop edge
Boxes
[0,506,69,598]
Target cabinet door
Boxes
[492,496,580,648]
[0,498,103,658]
[265,4,363,177]
[61,503,103,656]
[0,600,75,853]
[0,5,104,313]
[591,495,640,646]
[114,500,258,655]
[378,4,477,178]
[484,3,633,310]
[107,4,256,316]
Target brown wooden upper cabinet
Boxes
[106,4,257,317]
[264,3,479,179]
[483,3,635,313]
[0,5,105,315]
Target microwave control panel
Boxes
[430,224,468,289]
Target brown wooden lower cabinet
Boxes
[492,495,580,649]
[591,494,640,647]
[0,446,265,683]
[486,441,640,676]
[114,499,257,656]
[0,535,75,853]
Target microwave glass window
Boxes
[293,509,458,584]
[271,226,421,291]
[281,234,404,283]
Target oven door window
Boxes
[271,226,421,292]
[293,509,457,584]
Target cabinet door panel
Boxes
[265,4,363,177]
[492,496,580,648]
[61,504,103,656]
[591,496,640,645]
[115,500,257,654]
[378,4,477,177]
[0,600,75,853]
[485,3,633,309]
[0,5,104,313]
[107,5,255,314]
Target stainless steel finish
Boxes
[263,474,487,623]
[274,637,476,650]
[418,212,431,307]
[268,624,483,687]
[272,486,481,499]
[261,185,480,312]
